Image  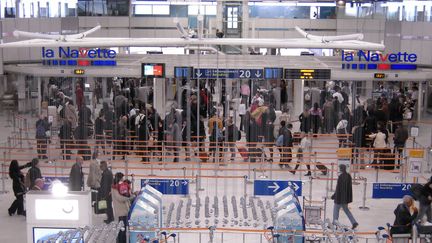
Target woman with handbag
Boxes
[112,172,133,243]
[8,160,31,216]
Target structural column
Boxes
[17,74,26,113]
[293,79,304,119]
[154,78,166,119]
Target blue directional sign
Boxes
[194,68,263,79]
[43,177,69,190]
[264,67,283,79]
[254,180,302,196]
[141,179,189,195]
[372,183,415,199]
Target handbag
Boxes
[98,200,107,210]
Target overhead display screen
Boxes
[374,73,386,79]
[284,69,331,80]
[142,63,165,78]
[264,68,283,79]
[174,67,193,78]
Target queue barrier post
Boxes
[309,177,313,202]
[358,177,370,211]
[330,163,335,192]
[0,151,8,194]
[244,175,248,198]
[326,166,330,199]
[375,167,379,183]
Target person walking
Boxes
[8,160,31,216]
[415,177,432,223]
[332,164,359,229]
[99,161,114,223]
[69,156,84,191]
[291,133,312,176]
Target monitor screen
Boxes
[33,227,83,243]
[142,63,165,78]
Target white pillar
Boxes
[293,79,304,118]
[417,82,423,121]
[17,74,26,113]
[37,77,42,115]
[241,0,249,54]
[216,0,224,31]
[154,78,166,119]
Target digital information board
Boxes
[142,63,165,78]
[284,69,331,80]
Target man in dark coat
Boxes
[69,156,84,191]
[28,158,42,189]
[416,178,432,223]
[332,164,358,229]
[278,121,293,169]
[391,195,418,235]
[99,161,114,223]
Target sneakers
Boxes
[352,222,359,230]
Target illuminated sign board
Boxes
[284,69,331,80]
[374,73,386,79]
[264,68,283,79]
[341,50,417,71]
[42,47,117,66]
[74,69,85,75]
[142,63,165,78]
[174,67,193,78]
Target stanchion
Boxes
[330,163,335,192]
[0,151,8,194]
[5,109,12,128]
[326,167,330,199]
[125,157,130,179]
[244,175,248,198]
[375,168,379,183]
[18,128,23,149]
[309,177,313,201]
[253,168,257,181]
[359,177,369,211]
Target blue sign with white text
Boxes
[194,68,263,79]
[141,179,189,195]
[254,180,302,196]
[372,183,415,199]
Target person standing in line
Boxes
[94,112,106,158]
[27,158,42,189]
[99,161,114,223]
[8,160,31,216]
[69,156,84,191]
[87,159,102,203]
[35,115,50,159]
[59,118,73,160]
[224,117,239,161]
[393,123,409,167]
[332,164,359,229]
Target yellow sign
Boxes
[74,69,85,75]
[337,148,352,158]
[374,73,386,79]
[409,149,424,158]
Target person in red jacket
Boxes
[75,83,84,110]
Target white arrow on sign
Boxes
[268,182,280,192]
[255,70,262,78]
[182,180,188,186]
[288,182,300,191]
[196,71,202,78]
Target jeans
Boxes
[117,216,128,243]
[333,203,357,225]
[416,203,432,223]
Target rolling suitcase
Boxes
[237,146,249,160]
[315,162,328,175]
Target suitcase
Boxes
[237,146,249,160]
[316,162,328,175]
[199,151,209,162]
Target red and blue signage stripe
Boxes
[342,63,416,70]
[43,59,117,67]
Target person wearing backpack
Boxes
[35,115,50,159]
[26,158,42,190]
[8,160,31,216]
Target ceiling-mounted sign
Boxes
[74,69,85,75]
[374,73,386,79]
[174,67,193,78]
[264,67,283,79]
[341,50,417,71]
[42,47,117,66]
[193,68,263,79]
[142,63,165,78]
[284,69,331,80]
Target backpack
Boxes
[36,124,46,138]
[24,171,32,190]
[276,135,284,147]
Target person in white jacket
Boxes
[368,128,388,167]
[291,133,312,176]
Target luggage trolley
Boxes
[303,197,327,228]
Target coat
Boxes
[87,160,102,189]
[99,169,113,199]
[369,132,387,148]
[112,187,131,219]
[69,163,83,191]
[333,172,353,204]
[28,166,42,189]
[65,104,78,128]
[393,203,417,226]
